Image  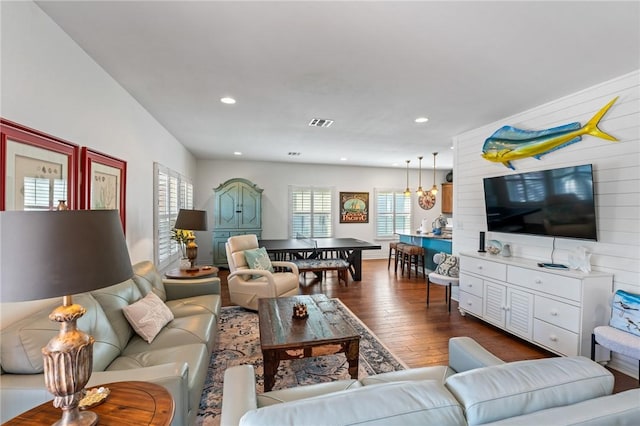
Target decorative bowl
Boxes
[486,240,502,255]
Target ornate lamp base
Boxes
[43,296,98,426]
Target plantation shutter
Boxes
[154,163,193,268]
[375,189,411,238]
[289,186,333,238]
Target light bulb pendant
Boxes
[404,160,411,196]
[431,152,438,196]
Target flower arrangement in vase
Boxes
[171,228,193,268]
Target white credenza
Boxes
[458,252,613,358]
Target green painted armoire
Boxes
[212,178,263,266]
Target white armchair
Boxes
[225,234,300,310]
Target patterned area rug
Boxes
[196,298,407,425]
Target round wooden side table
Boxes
[165,265,218,279]
[4,381,174,426]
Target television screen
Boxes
[483,164,597,240]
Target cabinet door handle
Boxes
[477,265,483,270]
[534,278,542,284]
[550,310,558,316]
[549,335,558,342]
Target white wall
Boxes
[195,159,449,263]
[1,1,196,263]
[452,70,640,375]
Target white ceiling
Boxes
[35,1,640,171]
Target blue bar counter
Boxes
[397,233,452,271]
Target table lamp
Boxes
[174,209,207,271]
[0,210,133,426]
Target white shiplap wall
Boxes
[452,70,640,377]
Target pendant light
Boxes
[416,156,424,196]
[430,152,439,195]
[404,160,411,195]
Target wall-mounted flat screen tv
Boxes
[483,164,597,240]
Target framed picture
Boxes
[1,119,79,211]
[80,147,127,230]
[340,192,369,223]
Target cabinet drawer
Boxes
[461,256,506,281]
[459,291,483,317]
[533,319,579,356]
[508,266,581,301]
[534,295,580,332]
[459,273,483,297]
[214,231,231,238]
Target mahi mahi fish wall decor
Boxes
[481,97,619,169]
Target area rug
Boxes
[196,299,407,425]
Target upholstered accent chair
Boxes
[225,234,300,310]
[427,252,460,313]
[591,290,640,383]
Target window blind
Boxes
[375,189,411,238]
[289,186,333,238]
[154,163,193,268]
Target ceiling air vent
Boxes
[308,118,334,128]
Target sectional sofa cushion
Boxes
[131,260,168,301]
[445,356,614,425]
[91,280,143,349]
[123,291,174,343]
[240,380,466,426]
[486,388,640,425]
[0,293,121,374]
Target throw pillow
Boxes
[244,247,274,277]
[435,253,459,277]
[609,290,640,337]
[122,292,174,343]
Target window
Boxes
[154,163,193,269]
[289,186,333,238]
[375,189,411,238]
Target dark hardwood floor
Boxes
[218,258,638,393]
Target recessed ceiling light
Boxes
[340,157,348,161]
[415,117,429,123]
[221,97,236,104]
[233,151,242,156]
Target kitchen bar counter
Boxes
[396,233,452,270]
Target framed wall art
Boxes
[80,147,127,230]
[1,118,79,211]
[339,191,369,223]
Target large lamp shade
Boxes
[174,209,207,231]
[0,209,132,302]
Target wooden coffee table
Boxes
[258,294,360,391]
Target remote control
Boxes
[537,262,568,269]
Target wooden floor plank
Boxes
[219,258,638,393]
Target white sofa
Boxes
[221,337,640,426]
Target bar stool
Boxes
[388,242,401,269]
[400,245,426,278]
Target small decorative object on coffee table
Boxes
[292,302,308,319]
